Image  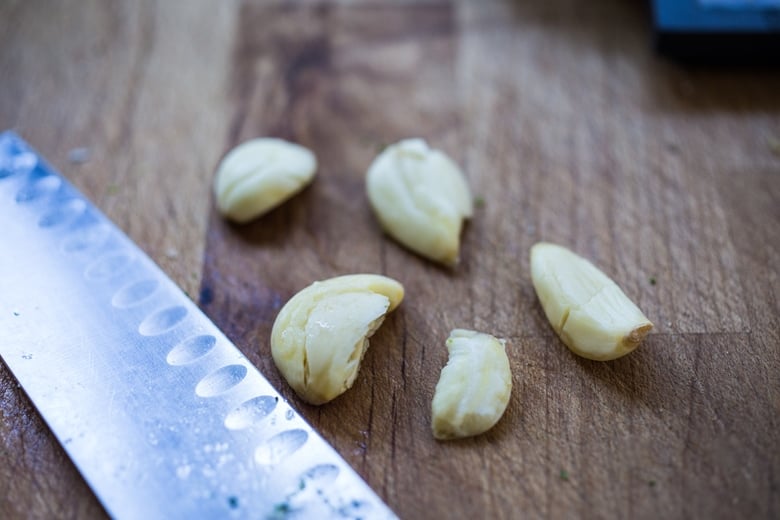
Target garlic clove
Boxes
[214,138,316,223]
[432,329,512,440]
[530,242,653,361]
[271,274,404,405]
[302,291,389,405]
[366,138,473,266]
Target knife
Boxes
[0,131,395,519]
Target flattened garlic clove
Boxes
[366,138,473,266]
[271,274,404,405]
[431,329,512,440]
[214,138,316,223]
[530,242,653,361]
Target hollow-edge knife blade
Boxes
[0,131,395,520]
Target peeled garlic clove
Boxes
[271,274,404,405]
[431,329,512,440]
[214,138,316,223]
[366,138,473,266]
[530,242,653,361]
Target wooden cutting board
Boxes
[1,1,779,518]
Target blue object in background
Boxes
[652,0,780,63]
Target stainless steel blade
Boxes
[0,131,395,519]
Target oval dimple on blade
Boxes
[38,198,87,228]
[224,395,278,430]
[300,463,340,488]
[254,429,308,465]
[15,173,62,203]
[112,279,160,308]
[166,335,217,365]
[0,138,36,179]
[138,306,188,336]
[61,221,111,253]
[84,251,135,281]
[195,365,248,397]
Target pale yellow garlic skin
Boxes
[366,138,473,266]
[431,329,512,440]
[271,274,404,405]
[214,138,317,223]
[530,242,653,361]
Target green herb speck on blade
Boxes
[270,502,290,518]
[474,196,485,208]
[649,276,657,286]
[559,469,569,481]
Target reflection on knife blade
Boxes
[0,131,396,519]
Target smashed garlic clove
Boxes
[431,329,512,440]
[271,274,404,405]
[366,138,473,266]
[530,242,653,361]
[214,138,316,223]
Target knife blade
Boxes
[0,131,395,519]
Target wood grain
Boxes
[2,0,779,518]
[0,1,235,518]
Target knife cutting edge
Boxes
[0,131,395,519]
